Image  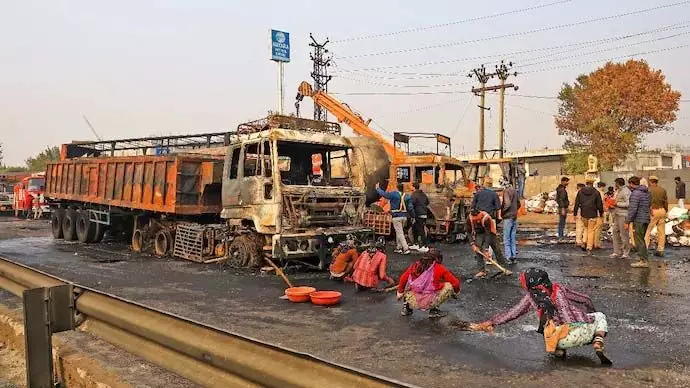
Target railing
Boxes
[0,256,410,388]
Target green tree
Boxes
[25,146,60,172]
[555,60,681,168]
[563,152,588,174]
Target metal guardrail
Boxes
[0,256,411,388]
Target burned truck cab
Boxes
[221,116,373,268]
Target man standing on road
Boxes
[471,176,500,218]
[676,177,686,209]
[610,178,631,259]
[645,176,668,257]
[502,182,521,263]
[410,182,430,253]
[574,183,586,248]
[625,176,651,268]
[573,178,604,256]
[594,181,607,249]
[556,177,571,241]
[516,161,527,199]
[376,182,413,255]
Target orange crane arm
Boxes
[297,82,400,161]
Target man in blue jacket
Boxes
[625,176,652,268]
[376,182,413,255]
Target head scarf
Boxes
[413,248,443,276]
[519,268,556,334]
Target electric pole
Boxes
[309,34,332,121]
[468,65,492,159]
[494,61,518,158]
[468,61,518,158]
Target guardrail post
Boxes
[22,284,74,388]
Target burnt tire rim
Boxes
[132,230,144,252]
[154,231,169,256]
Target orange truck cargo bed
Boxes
[45,154,224,215]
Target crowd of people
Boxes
[323,173,688,364]
[555,175,686,268]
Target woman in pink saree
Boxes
[397,249,460,318]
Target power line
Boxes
[518,31,690,68]
[335,21,690,72]
[332,0,573,43]
[520,43,690,74]
[339,1,690,58]
[335,74,473,88]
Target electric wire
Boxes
[339,1,690,58]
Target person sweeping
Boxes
[397,249,460,318]
[470,268,612,365]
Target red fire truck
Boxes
[13,173,49,218]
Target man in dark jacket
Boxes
[573,178,604,255]
[556,177,571,240]
[625,176,652,268]
[676,177,686,209]
[471,176,501,218]
[410,182,430,253]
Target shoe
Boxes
[418,246,429,253]
[553,349,567,359]
[654,251,665,257]
[402,250,411,255]
[585,250,593,256]
[409,244,420,250]
[609,253,620,258]
[401,302,413,316]
[428,307,447,319]
[580,246,587,252]
[631,260,650,268]
[394,249,403,254]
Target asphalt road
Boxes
[1,217,689,387]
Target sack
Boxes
[543,319,570,353]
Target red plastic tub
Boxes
[309,291,342,306]
[285,286,316,303]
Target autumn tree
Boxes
[555,60,681,168]
[25,146,60,172]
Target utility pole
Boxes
[309,34,332,121]
[494,61,518,158]
[468,65,492,159]
[468,61,518,158]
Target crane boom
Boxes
[296,82,401,161]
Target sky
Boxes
[1,0,689,165]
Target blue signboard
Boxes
[271,29,290,62]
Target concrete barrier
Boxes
[524,174,585,202]
[600,170,690,202]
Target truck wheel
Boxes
[131,229,144,253]
[93,223,106,243]
[154,229,172,257]
[51,210,65,239]
[76,210,96,243]
[62,209,78,241]
[229,234,261,267]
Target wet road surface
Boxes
[0,220,689,387]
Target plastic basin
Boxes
[285,286,316,303]
[309,291,342,306]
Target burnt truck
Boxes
[45,115,373,268]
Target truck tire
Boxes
[154,229,172,257]
[62,209,78,241]
[131,229,144,253]
[229,234,262,267]
[76,210,96,243]
[93,223,106,243]
[51,210,64,239]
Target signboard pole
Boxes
[277,61,284,115]
[270,29,290,115]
